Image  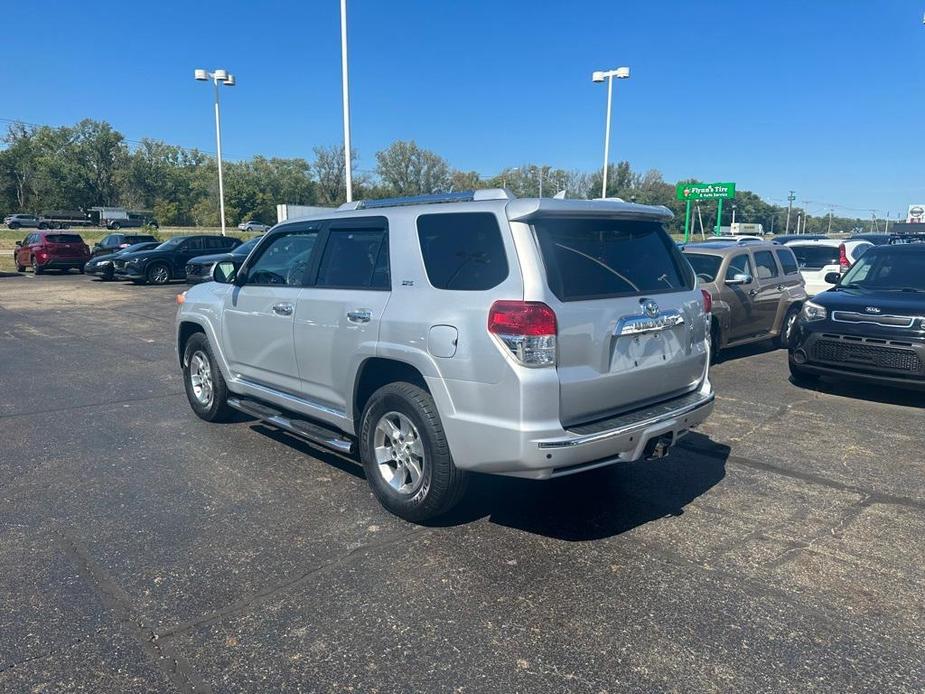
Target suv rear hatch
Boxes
[529,215,707,427]
[45,234,86,258]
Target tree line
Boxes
[0,118,871,234]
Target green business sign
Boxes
[676,182,736,201]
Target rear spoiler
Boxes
[506,198,673,223]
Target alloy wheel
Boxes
[189,350,214,407]
[373,411,425,495]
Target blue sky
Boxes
[2,0,924,218]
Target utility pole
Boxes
[785,190,796,233]
[340,0,353,202]
[885,212,890,234]
[827,209,833,235]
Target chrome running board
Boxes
[227,397,354,454]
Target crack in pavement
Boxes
[156,526,433,643]
[0,634,91,675]
[57,530,212,694]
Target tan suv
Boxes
[682,240,807,359]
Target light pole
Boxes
[195,68,235,236]
[592,66,630,199]
[340,0,353,202]
[731,203,737,229]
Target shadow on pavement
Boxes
[789,376,925,408]
[715,340,781,364]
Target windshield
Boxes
[839,250,925,291]
[683,253,723,282]
[156,237,185,250]
[533,218,694,301]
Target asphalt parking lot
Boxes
[1,272,923,693]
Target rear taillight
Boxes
[700,289,712,313]
[838,243,850,270]
[488,300,557,367]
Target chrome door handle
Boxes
[347,309,371,323]
[272,303,293,316]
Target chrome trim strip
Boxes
[233,376,347,419]
[537,392,715,449]
[614,309,685,336]
[832,311,919,329]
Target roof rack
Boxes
[337,188,514,211]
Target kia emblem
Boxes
[864,306,881,314]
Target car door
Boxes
[172,237,205,277]
[221,224,322,394]
[16,234,32,265]
[721,252,761,341]
[293,217,391,420]
[751,249,784,332]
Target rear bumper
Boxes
[36,258,88,269]
[435,377,715,479]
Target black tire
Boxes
[38,222,48,230]
[183,332,234,422]
[31,256,44,275]
[9,222,20,230]
[14,255,25,272]
[359,382,468,522]
[110,222,121,230]
[101,266,114,281]
[146,262,171,285]
[789,360,820,386]
[709,319,721,365]
[777,305,800,348]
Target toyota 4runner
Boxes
[176,190,715,521]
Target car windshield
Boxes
[156,237,185,250]
[839,250,925,291]
[683,253,723,282]
[233,237,261,255]
[45,234,83,243]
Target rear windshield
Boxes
[789,245,839,270]
[45,234,83,244]
[683,253,722,282]
[533,218,694,301]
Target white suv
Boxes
[786,239,873,296]
[176,190,715,521]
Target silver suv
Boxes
[176,190,715,521]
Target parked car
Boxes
[185,236,262,285]
[5,213,41,230]
[771,234,827,244]
[848,233,893,246]
[785,239,873,296]
[84,241,161,280]
[789,244,925,390]
[683,241,807,359]
[14,231,91,273]
[238,220,271,232]
[114,235,241,284]
[176,190,715,521]
[91,233,159,257]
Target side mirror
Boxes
[725,273,752,286]
[212,260,241,284]
[15,240,22,247]
[824,271,841,285]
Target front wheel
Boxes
[15,255,25,272]
[359,382,468,522]
[183,333,234,422]
[777,305,800,348]
[147,262,171,285]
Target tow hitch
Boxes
[644,434,674,460]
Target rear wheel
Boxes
[31,256,43,275]
[183,333,234,422]
[709,319,721,364]
[359,382,468,522]
[146,262,170,285]
[777,305,800,348]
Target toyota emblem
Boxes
[642,300,660,318]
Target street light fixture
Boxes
[592,66,630,199]
[194,67,236,236]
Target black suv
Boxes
[91,233,159,257]
[113,235,241,285]
[789,244,925,390]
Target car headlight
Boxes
[801,300,827,322]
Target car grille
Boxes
[832,311,918,328]
[812,337,922,373]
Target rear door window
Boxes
[417,212,508,290]
[315,228,390,290]
[775,248,799,275]
[753,250,779,279]
[725,253,754,280]
[533,218,693,301]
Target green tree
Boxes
[375,140,450,195]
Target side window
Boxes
[753,250,779,279]
[100,234,113,246]
[416,212,509,290]
[775,248,799,275]
[182,237,204,252]
[315,229,389,290]
[246,231,319,287]
[203,236,226,250]
[725,253,753,281]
